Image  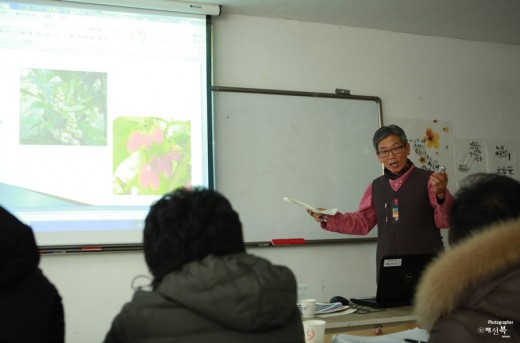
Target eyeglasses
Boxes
[377,145,405,158]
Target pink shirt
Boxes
[323,165,453,234]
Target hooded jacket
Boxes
[103,253,304,343]
[414,219,520,342]
[0,206,64,343]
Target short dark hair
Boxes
[372,125,408,150]
[143,187,245,288]
[449,173,520,245]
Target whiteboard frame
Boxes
[212,86,384,246]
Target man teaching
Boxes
[308,124,453,277]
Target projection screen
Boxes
[0,0,213,249]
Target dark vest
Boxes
[372,167,444,278]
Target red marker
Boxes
[271,238,305,245]
[80,246,103,252]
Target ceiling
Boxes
[201,0,520,46]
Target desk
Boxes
[320,306,416,335]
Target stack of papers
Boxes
[298,302,348,315]
[283,197,338,215]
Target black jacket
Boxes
[103,253,304,343]
[0,206,64,343]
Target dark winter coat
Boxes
[103,253,304,343]
[0,206,64,343]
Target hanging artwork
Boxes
[388,118,455,177]
[453,138,487,187]
[486,139,518,180]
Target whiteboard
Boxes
[213,87,383,244]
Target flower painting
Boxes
[390,118,454,174]
[425,127,440,149]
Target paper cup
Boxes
[300,298,316,318]
[303,319,326,343]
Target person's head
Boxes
[0,206,40,285]
[143,187,245,288]
[449,173,520,245]
[373,125,411,174]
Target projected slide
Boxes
[0,1,210,246]
[113,116,191,196]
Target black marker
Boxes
[403,339,427,343]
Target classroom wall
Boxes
[40,13,520,343]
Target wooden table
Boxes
[324,322,419,343]
[314,305,418,342]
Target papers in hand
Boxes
[283,197,338,215]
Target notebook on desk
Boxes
[350,253,436,308]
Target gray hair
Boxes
[372,125,408,150]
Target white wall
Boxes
[40,13,520,343]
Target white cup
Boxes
[300,298,316,318]
[303,319,326,343]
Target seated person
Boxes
[415,173,520,342]
[103,187,304,343]
[0,206,65,343]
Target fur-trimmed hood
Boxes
[415,218,520,331]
